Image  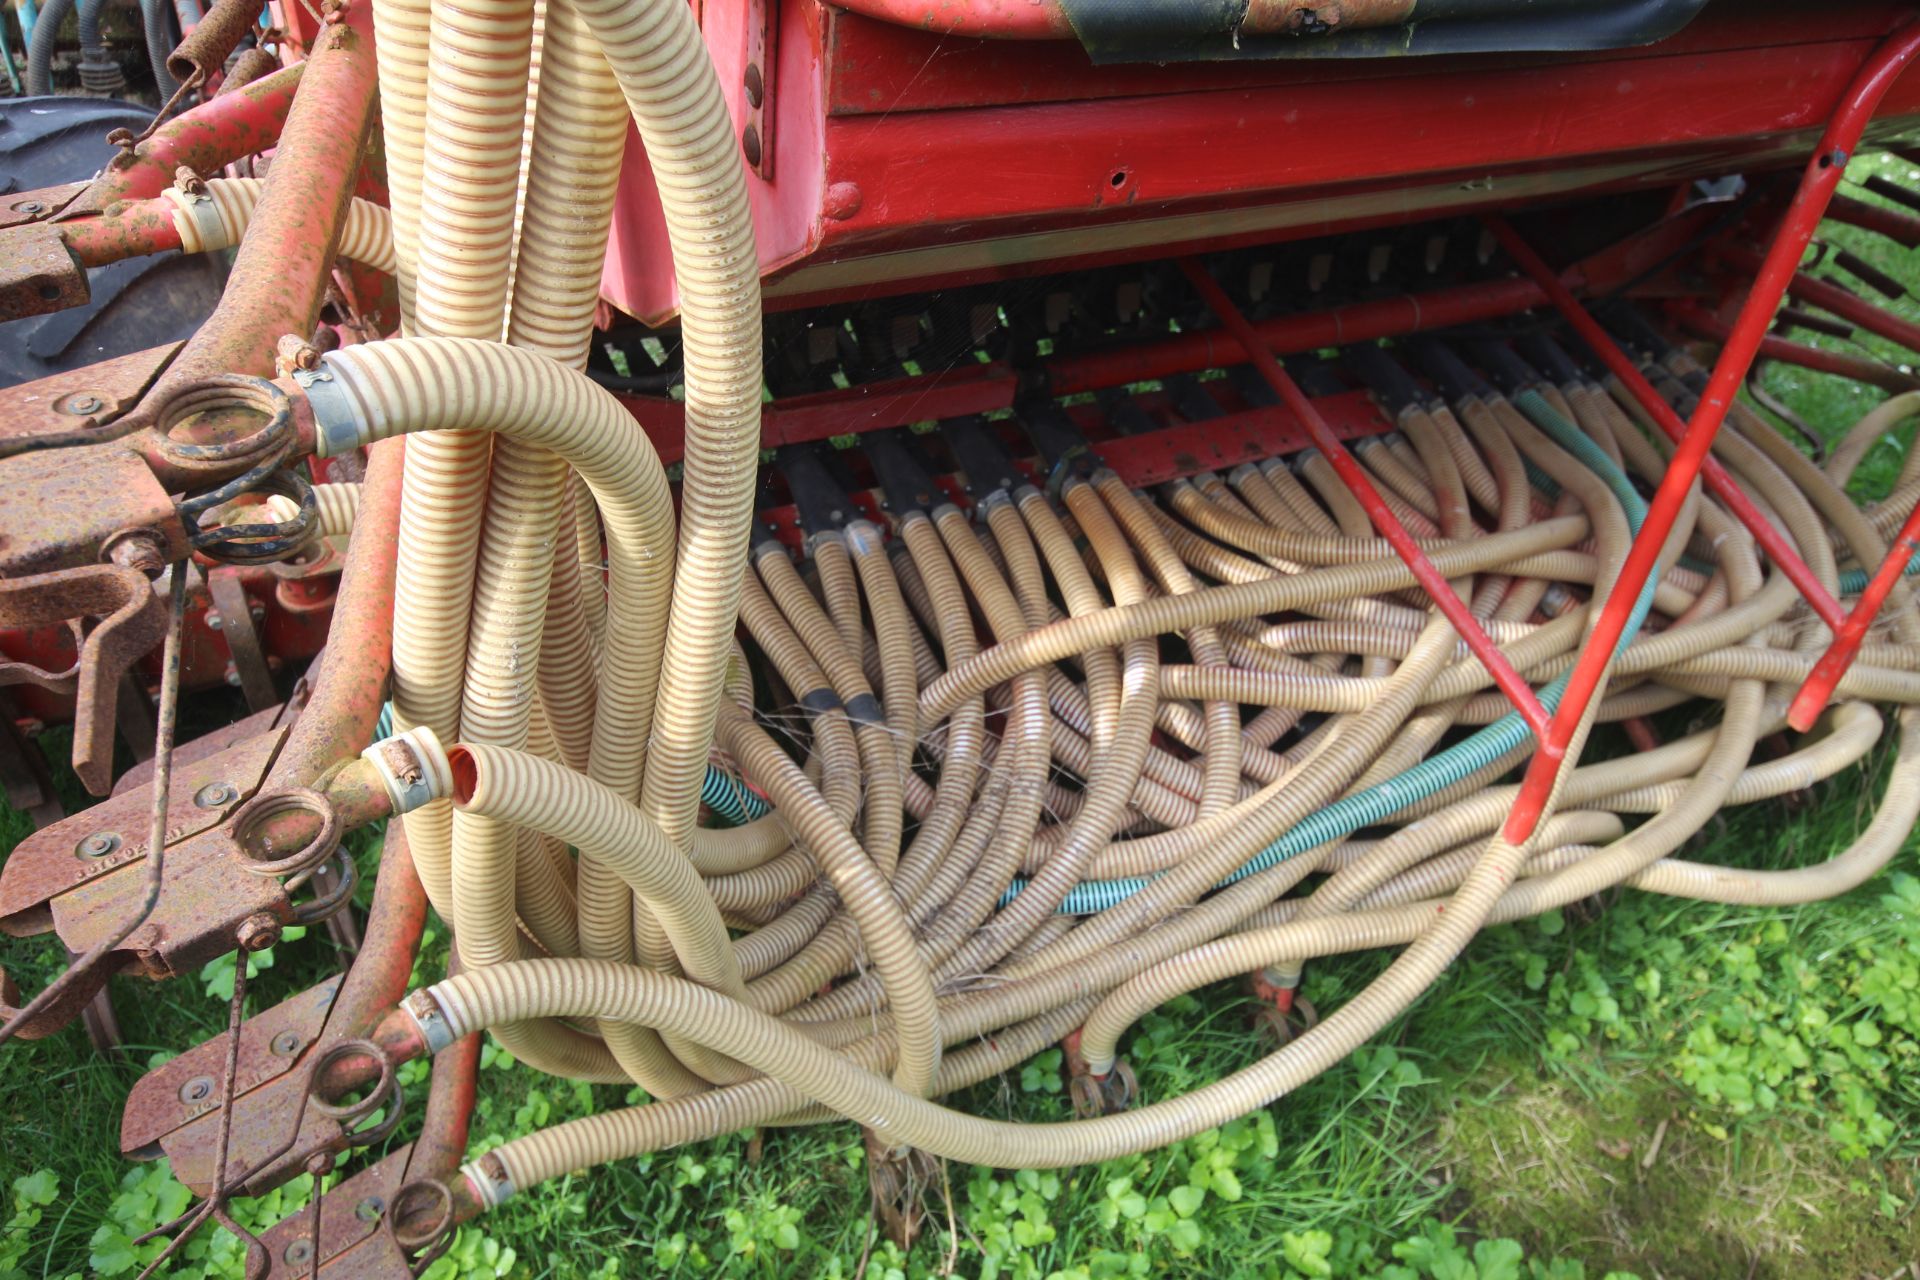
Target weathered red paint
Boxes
[58,200,188,267]
[1789,498,1920,730]
[151,2,379,396]
[604,0,1920,324]
[76,64,302,212]
[1498,17,1920,847]
[266,436,402,791]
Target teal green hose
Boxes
[1017,390,1658,914]
[702,764,772,827]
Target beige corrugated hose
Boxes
[269,65,1920,1212]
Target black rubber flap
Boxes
[1465,339,1540,397]
[945,415,1023,499]
[1405,337,1492,403]
[781,444,853,536]
[865,429,942,517]
[1343,344,1426,416]
[1513,332,1587,387]
[1057,0,1706,65]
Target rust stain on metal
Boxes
[0,222,89,321]
[0,445,186,577]
[122,978,339,1155]
[0,727,283,927]
[0,343,179,443]
[253,1144,414,1276]
[0,566,170,795]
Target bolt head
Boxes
[75,832,122,860]
[194,781,238,808]
[104,530,167,576]
[236,912,280,952]
[178,1075,214,1103]
[271,1029,303,1056]
[283,1240,314,1265]
[66,394,104,414]
[224,665,243,687]
[206,610,224,631]
[744,63,764,108]
[11,200,46,215]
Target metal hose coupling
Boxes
[401,987,458,1053]
[459,1152,516,1211]
[362,726,454,816]
[299,354,375,458]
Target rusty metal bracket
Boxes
[3,182,92,230]
[0,725,284,933]
[0,345,182,447]
[123,979,343,1189]
[0,727,291,1042]
[0,444,188,578]
[253,1146,444,1279]
[0,221,89,322]
[0,566,169,795]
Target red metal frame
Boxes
[1712,245,1920,357]
[1497,18,1920,847]
[1178,257,1551,737]
[1668,303,1920,393]
[73,64,302,212]
[153,0,380,392]
[602,0,1920,325]
[1485,217,1849,634]
[1789,497,1920,731]
[1826,191,1920,248]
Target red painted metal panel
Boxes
[601,0,1920,324]
[821,1,1915,116]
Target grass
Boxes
[6,157,1920,1279]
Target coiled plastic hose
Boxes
[242,2,1920,1204]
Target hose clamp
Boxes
[301,357,368,458]
[362,727,452,815]
[403,988,457,1054]
[161,185,227,253]
[460,1156,516,1211]
[184,191,226,253]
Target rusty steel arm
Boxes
[151,2,378,396]
[74,64,304,214]
[266,436,404,791]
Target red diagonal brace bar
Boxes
[1788,497,1920,731]
[1493,18,1920,847]
[1485,218,1848,634]
[1176,257,1551,739]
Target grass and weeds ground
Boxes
[6,157,1920,1279]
